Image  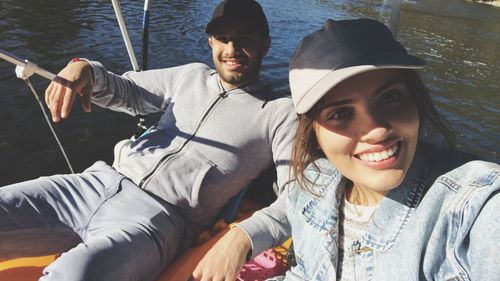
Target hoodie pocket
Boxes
[142,145,216,209]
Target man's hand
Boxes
[192,226,251,281]
[44,60,93,122]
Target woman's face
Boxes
[314,69,419,193]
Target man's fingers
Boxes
[192,259,204,280]
[44,62,93,122]
[48,84,61,122]
[61,87,76,119]
[45,82,54,107]
[46,76,72,122]
[81,84,92,112]
[192,256,239,281]
[49,84,67,122]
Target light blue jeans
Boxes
[0,161,187,281]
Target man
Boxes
[0,0,296,280]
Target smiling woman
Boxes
[224,18,500,281]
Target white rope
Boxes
[25,78,75,174]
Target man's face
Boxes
[208,24,270,90]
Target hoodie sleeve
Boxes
[89,61,210,116]
[236,187,291,259]
[236,97,297,258]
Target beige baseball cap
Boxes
[289,19,425,114]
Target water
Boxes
[0,0,498,185]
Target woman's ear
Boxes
[312,122,322,151]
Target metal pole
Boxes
[111,0,141,72]
[0,49,56,80]
[389,0,403,37]
[142,0,153,70]
[0,49,24,65]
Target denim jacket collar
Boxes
[366,148,429,251]
[299,146,430,251]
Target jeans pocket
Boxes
[83,160,126,199]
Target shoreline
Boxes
[471,0,500,7]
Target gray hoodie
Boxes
[90,62,297,228]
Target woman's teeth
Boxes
[358,144,398,162]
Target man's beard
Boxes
[217,60,261,87]
[218,62,261,87]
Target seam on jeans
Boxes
[79,176,124,240]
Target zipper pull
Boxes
[219,91,228,98]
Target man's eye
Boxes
[214,35,229,43]
[237,36,254,45]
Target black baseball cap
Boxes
[290,19,425,114]
[205,0,269,38]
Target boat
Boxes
[0,198,291,281]
[0,1,406,280]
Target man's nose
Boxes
[224,40,243,58]
[225,39,238,52]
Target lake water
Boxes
[0,0,499,185]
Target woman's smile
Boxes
[355,141,401,169]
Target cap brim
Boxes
[205,17,256,34]
[290,53,425,114]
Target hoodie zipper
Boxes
[138,89,228,188]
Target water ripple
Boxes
[0,0,498,184]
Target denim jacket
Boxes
[280,144,500,281]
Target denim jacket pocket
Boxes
[290,223,337,281]
[288,191,339,280]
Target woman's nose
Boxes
[358,111,392,143]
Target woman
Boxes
[193,18,499,280]
[277,18,499,280]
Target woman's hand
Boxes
[192,226,251,281]
[44,60,94,122]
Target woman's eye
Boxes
[328,108,352,120]
[380,91,402,104]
